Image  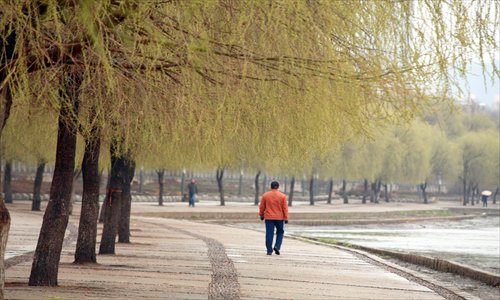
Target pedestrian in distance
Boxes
[187,179,198,207]
[481,194,488,207]
[481,190,491,208]
[259,181,289,255]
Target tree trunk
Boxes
[99,189,121,254]
[118,159,134,243]
[157,169,165,206]
[0,83,13,299]
[0,203,9,299]
[180,170,186,200]
[29,69,81,286]
[362,179,368,204]
[68,169,81,215]
[342,179,348,204]
[98,173,110,223]
[254,171,261,205]
[99,143,130,254]
[473,184,479,205]
[288,176,295,207]
[327,178,333,204]
[376,180,381,203]
[309,175,314,205]
[462,177,467,206]
[3,161,12,204]
[74,132,101,264]
[468,182,474,206]
[216,167,225,206]
[370,182,376,203]
[382,183,389,202]
[371,181,380,203]
[32,161,46,211]
[420,182,428,204]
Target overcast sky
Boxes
[458,61,499,109]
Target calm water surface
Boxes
[287,216,500,274]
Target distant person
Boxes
[187,179,198,207]
[259,181,288,255]
[481,194,488,207]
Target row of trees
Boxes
[311,105,499,205]
[0,0,498,297]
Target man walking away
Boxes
[259,181,288,255]
[187,179,198,207]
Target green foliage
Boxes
[0,0,498,180]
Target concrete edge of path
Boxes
[289,235,482,300]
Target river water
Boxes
[287,216,500,275]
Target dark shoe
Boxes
[273,247,280,255]
[267,252,272,255]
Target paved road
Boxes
[4,201,486,299]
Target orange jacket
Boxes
[259,189,288,220]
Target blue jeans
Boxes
[265,220,285,253]
[189,194,196,207]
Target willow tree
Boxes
[1,105,58,211]
[0,0,498,292]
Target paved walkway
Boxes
[4,201,491,299]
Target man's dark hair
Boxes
[270,181,279,189]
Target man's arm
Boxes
[259,196,266,219]
[282,195,289,221]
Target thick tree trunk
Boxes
[309,175,314,205]
[327,178,333,204]
[254,171,261,205]
[32,161,46,211]
[0,84,13,299]
[157,169,165,206]
[288,176,295,207]
[74,133,101,264]
[216,167,225,206]
[99,147,129,254]
[362,179,368,204]
[284,176,288,194]
[342,179,348,204]
[99,190,121,254]
[29,69,81,286]
[118,160,134,243]
[3,161,12,204]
